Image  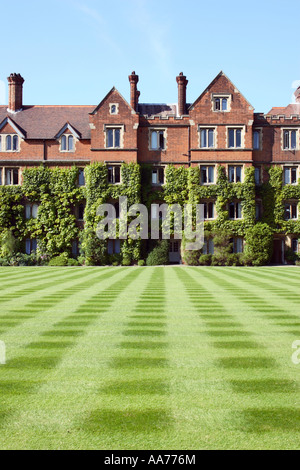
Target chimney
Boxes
[176,72,188,116]
[7,73,25,113]
[129,71,139,111]
[295,86,300,103]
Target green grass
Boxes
[0,265,300,449]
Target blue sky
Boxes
[1,0,300,113]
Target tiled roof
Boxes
[267,104,300,116]
[138,103,178,117]
[0,105,94,139]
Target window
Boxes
[228,166,242,183]
[283,129,297,150]
[284,202,298,220]
[253,129,262,150]
[106,128,121,148]
[170,240,180,253]
[200,128,215,148]
[284,167,298,185]
[25,203,39,219]
[229,202,242,219]
[107,239,121,255]
[292,239,299,254]
[5,168,19,185]
[152,167,164,185]
[203,202,215,220]
[150,130,166,150]
[109,103,119,115]
[61,134,74,152]
[200,166,215,184]
[72,240,81,257]
[77,204,85,221]
[1,134,19,152]
[213,94,230,112]
[232,237,244,253]
[203,238,214,255]
[228,128,242,148]
[25,239,37,255]
[108,165,121,184]
[255,202,262,220]
[254,167,261,185]
[78,169,85,186]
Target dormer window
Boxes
[61,134,74,152]
[0,134,19,152]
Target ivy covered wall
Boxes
[0,163,299,265]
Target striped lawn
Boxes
[0,266,300,449]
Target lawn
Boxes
[0,265,300,450]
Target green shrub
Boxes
[67,258,80,266]
[199,254,212,266]
[0,229,16,258]
[225,253,243,266]
[49,253,69,266]
[121,256,131,266]
[138,260,145,266]
[146,240,169,266]
[244,223,274,266]
[212,229,233,266]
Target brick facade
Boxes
[1,70,300,263]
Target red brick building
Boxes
[0,71,299,264]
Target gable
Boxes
[54,122,81,139]
[189,71,254,113]
[0,116,26,138]
[90,87,135,116]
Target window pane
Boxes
[13,169,19,185]
[115,239,121,254]
[253,131,260,150]
[229,203,235,219]
[158,168,164,184]
[255,168,260,184]
[284,167,291,185]
[31,239,37,252]
[6,169,11,185]
[292,205,297,219]
[229,166,235,182]
[25,239,31,255]
[151,131,158,149]
[72,240,78,257]
[61,135,67,151]
[6,135,11,151]
[222,98,228,111]
[203,203,208,219]
[201,167,207,183]
[152,170,158,185]
[107,129,114,148]
[78,169,85,186]
[159,131,165,149]
[25,204,31,219]
[292,239,298,253]
[68,135,74,151]
[236,167,242,183]
[108,167,114,183]
[32,204,39,218]
[291,168,297,184]
[13,135,18,151]
[151,205,159,219]
[284,131,289,149]
[209,239,214,255]
[215,98,220,111]
[236,238,243,253]
[291,130,297,149]
[236,203,242,219]
[236,129,242,148]
[208,129,214,147]
[202,239,208,255]
[107,240,113,255]
[0,168,2,185]
[228,129,235,148]
[208,166,214,183]
[115,129,120,148]
[114,166,121,183]
[208,202,214,219]
[200,129,207,148]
